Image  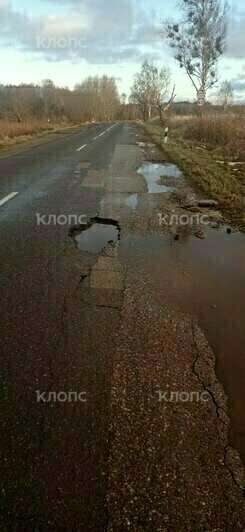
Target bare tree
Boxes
[75,77,100,120]
[99,75,120,121]
[217,80,233,109]
[75,76,120,122]
[150,65,176,123]
[121,93,127,105]
[164,0,228,102]
[130,61,155,121]
[0,77,121,125]
[40,79,56,118]
[130,61,175,122]
[9,85,33,122]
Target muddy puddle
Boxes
[119,226,245,462]
[73,219,120,253]
[137,162,183,193]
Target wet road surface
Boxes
[0,122,121,530]
[0,121,245,530]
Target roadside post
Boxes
[197,88,206,106]
[197,88,206,116]
[164,127,169,144]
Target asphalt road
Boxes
[0,121,245,531]
[0,122,123,530]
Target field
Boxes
[143,111,245,230]
[0,120,84,147]
[0,120,56,146]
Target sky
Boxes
[0,0,244,102]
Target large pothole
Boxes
[69,217,120,254]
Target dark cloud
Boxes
[0,0,159,64]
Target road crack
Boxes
[191,321,245,492]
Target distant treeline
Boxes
[172,101,245,115]
[0,79,243,126]
[0,77,139,124]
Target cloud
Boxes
[0,0,10,7]
[231,80,245,92]
[0,0,159,64]
[229,68,245,92]
[226,10,245,59]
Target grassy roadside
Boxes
[141,121,245,231]
[0,121,91,149]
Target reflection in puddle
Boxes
[119,227,245,463]
[137,162,182,193]
[75,222,119,253]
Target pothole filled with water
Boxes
[70,217,120,254]
[137,162,183,194]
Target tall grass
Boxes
[143,112,245,229]
[169,112,245,160]
[0,120,54,145]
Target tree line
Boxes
[0,0,235,126]
[0,76,124,124]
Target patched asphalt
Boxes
[0,122,245,531]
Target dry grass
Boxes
[142,112,245,230]
[168,112,245,160]
[0,119,92,148]
[0,120,55,141]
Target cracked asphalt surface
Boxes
[0,122,245,531]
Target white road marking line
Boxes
[0,192,19,207]
[106,124,116,131]
[76,144,87,152]
[93,132,105,140]
[92,123,117,143]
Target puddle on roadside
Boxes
[119,226,245,463]
[137,162,182,193]
[74,222,120,253]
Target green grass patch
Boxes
[142,122,245,231]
